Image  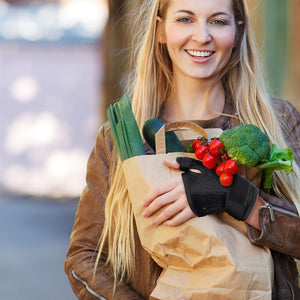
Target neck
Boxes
[161,77,226,122]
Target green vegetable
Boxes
[220,124,294,188]
[106,93,145,161]
[257,144,294,188]
[220,124,270,167]
[142,118,186,153]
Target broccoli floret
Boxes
[220,124,271,167]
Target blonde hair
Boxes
[95,0,300,285]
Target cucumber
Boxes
[142,118,186,153]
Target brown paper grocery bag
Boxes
[122,122,273,300]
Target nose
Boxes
[192,22,212,44]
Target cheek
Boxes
[217,31,237,52]
[165,29,178,47]
[165,25,188,48]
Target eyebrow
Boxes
[175,9,195,15]
[175,10,233,19]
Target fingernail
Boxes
[165,158,174,164]
[151,219,156,226]
[142,211,147,217]
[141,201,146,207]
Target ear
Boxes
[234,20,244,47]
[237,20,244,30]
[156,16,166,44]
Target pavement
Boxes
[0,195,78,300]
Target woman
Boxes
[65,0,300,299]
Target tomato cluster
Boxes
[191,137,239,186]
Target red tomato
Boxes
[224,159,239,175]
[195,144,209,160]
[191,139,201,152]
[202,152,217,169]
[192,138,207,152]
[220,173,233,186]
[208,140,224,156]
[220,152,229,162]
[216,162,225,176]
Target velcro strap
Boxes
[176,157,202,172]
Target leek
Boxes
[106,93,145,161]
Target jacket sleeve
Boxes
[64,123,144,300]
[247,191,300,259]
[247,99,300,259]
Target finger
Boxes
[164,207,196,227]
[151,195,186,226]
[143,183,180,218]
[142,177,180,207]
[164,158,180,170]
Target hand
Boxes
[142,158,196,226]
[177,157,258,221]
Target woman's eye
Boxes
[212,19,227,25]
[177,17,192,23]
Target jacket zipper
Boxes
[71,269,106,300]
[286,279,295,300]
[260,198,298,299]
[260,198,299,222]
[279,258,295,300]
[263,201,276,222]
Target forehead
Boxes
[166,0,234,16]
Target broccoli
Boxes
[220,124,271,167]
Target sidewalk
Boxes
[0,195,78,300]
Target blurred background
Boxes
[0,0,299,299]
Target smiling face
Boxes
[158,0,237,83]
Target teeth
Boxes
[187,50,213,57]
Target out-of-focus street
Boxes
[0,0,108,197]
[0,42,102,197]
[0,1,108,299]
[0,195,78,300]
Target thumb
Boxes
[164,158,180,170]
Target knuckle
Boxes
[155,197,163,206]
[177,185,186,195]
[162,208,173,219]
[167,220,177,227]
[151,198,163,212]
[153,186,162,196]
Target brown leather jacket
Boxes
[65,98,300,300]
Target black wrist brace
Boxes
[177,157,258,221]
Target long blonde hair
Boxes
[95,0,300,285]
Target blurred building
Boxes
[0,0,108,198]
[235,1,300,109]
[261,0,299,109]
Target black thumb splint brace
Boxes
[176,157,258,221]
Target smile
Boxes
[186,50,214,58]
